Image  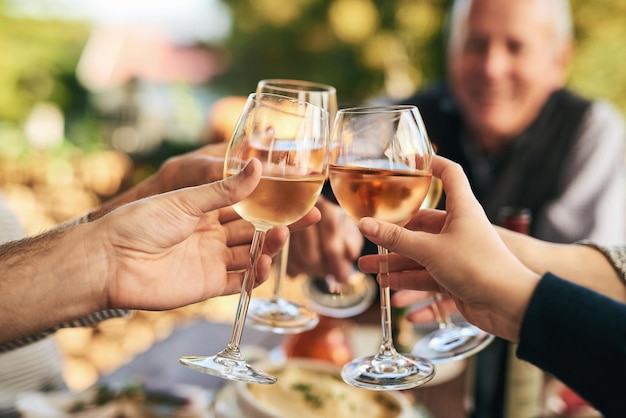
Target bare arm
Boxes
[0,160,318,345]
[497,227,626,303]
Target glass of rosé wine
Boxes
[329,105,436,390]
[244,79,338,334]
[179,92,329,384]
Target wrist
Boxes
[489,263,540,343]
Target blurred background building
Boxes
[0,0,625,394]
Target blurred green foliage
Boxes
[0,8,90,122]
[212,0,449,106]
[0,0,624,143]
[214,0,626,113]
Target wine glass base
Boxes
[304,273,378,318]
[246,298,319,334]
[412,321,495,364]
[341,353,435,391]
[178,355,277,384]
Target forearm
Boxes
[517,273,626,415]
[497,227,626,303]
[0,224,107,344]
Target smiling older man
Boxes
[395,0,625,415]
[406,0,626,243]
[400,0,625,245]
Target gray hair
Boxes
[447,0,574,45]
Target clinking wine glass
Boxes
[243,78,337,334]
[252,79,376,325]
[179,92,329,384]
[411,177,495,363]
[329,105,435,390]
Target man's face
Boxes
[447,0,568,143]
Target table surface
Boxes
[100,305,470,418]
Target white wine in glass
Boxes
[179,92,329,384]
[329,105,435,391]
[245,79,338,334]
[412,178,495,364]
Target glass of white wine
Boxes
[253,79,377,324]
[179,92,329,384]
[329,105,435,390]
[244,79,337,334]
[412,178,495,363]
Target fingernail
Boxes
[359,218,379,235]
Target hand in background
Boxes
[288,195,363,283]
[91,142,229,220]
[357,156,539,343]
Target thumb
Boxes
[359,217,429,265]
[160,158,261,216]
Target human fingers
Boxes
[197,141,228,158]
[222,218,255,246]
[403,209,447,234]
[159,153,225,192]
[358,253,422,275]
[387,269,440,292]
[264,226,290,258]
[223,253,274,295]
[317,197,362,282]
[407,297,457,324]
[391,289,433,308]
[288,207,322,231]
[165,159,262,217]
[287,226,323,277]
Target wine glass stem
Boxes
[377,245,395,355]
[270,235,290,303]
[431,292,453,329]
[226,228,267,353]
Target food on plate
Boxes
[243,362,403,418]
[16,382,209,418]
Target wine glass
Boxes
[411,177,495,364]
[179,92,329,384]
[329,105,435,390]
[242,79,335,334]
[251,79,376,325]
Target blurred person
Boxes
[0,159,318,346]
[357,155,626,416]
[390,0,624,412]
[401,0,625,244]
[287,0,625,281]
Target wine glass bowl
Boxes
[179,92,329,384]
[243,79,338,334]
[328,105,436,390]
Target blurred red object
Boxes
[282,316,354,366]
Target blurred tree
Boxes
[0,0,623,166]
[569,0,626,113]
[212,0,449,106]
[214,0,626,115]
[0,4,90,123]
